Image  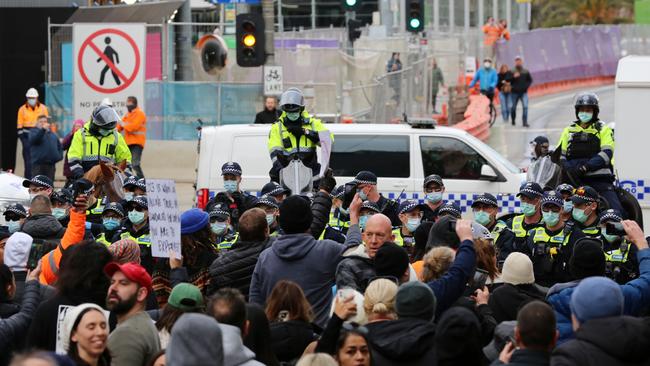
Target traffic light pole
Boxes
[263,0,275,64]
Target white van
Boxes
[195,123,526,213]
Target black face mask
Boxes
[126,104,136,112]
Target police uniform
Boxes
[392,200,424,261]
[599,209,639,284]
[438,201,462,220]
[569,186,602,238]
[471,193,515,266]
[205,162,258,230]
[114,196,153,272]
[67,122,131,178]
[209,204,239,251]
[354,171,400,227]
[422,175,446,223]
[507,183,545,252]
[96,202,125,246]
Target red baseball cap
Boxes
[104,262,152,291]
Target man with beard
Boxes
[104,262,160,366]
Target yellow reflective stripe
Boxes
[120,232,152,246]
[511,215,527,238]
[392,228,404,246]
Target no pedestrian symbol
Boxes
[77,28,141,94]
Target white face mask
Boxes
[484,62,492,69]
[27,98,37,107]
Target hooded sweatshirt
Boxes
[249,224,361,329]
[20,214,65,240]
[167,313,224,366]
[219,324,264,366]
[551,316,650,366]
[367,318,437,366]
[434,307,483,366]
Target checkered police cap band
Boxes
[361,201,381,213]
[4,205,27,217]
[257,196,279,209]
[472,195,498,207]
[573,187,597,202]
[399,201,420,214]
[130,195,148,209]
[519,187,543,198]
[135,179,147,191]
[599,209,623,224]
[354,171,377,185]
[104,203,125,217]
[209,208,230,218]
[123,176,138,188]
[423,174,444,187]
[440,203,462,218]
[222,162,243,176]
[26,176,53,189]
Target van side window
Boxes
[331,135,410,178]
[420,136,488,180]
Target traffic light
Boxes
[236,13,266,67]
[343,0,361,11]
[406,0,424,33]
[348,19,362,43]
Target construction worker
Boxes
[17,88,49,179]
[507,182,544,252]
[268,88,331,183]
[118,96,147,178]
[67,105,132,179]
[96,202,126,246]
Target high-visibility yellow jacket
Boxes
[67,122,131,177]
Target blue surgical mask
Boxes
[224,180,238,194]
[128,210,146,225]
[266,214,275,226]
[358,189,368,201]
[124,192,134,201]
[473,210,491,226]
[286,112,301,121]
[359,215,370,230]
[521,202,537,217]
[577,112,593,123]
[211,222,227,235]
[425,192,443,203]
[563,200,573,213]
[572,207,589,224]
[542,211,560,227]
[6,220,21,234]
[103,218,121,231]
[602,232,621,244]
[52,208,67,220]
[406,218,421,232]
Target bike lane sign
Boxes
[264,65,283,96]
[73,23,145,120]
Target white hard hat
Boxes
[100,98,113,107]
[25,88,39,98]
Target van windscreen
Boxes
[330,135,410,178]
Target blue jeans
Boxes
[129,144,145,178]
[499,92,512,121]
[511,92,529,125]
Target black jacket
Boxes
[551,316,650,366]
[0,280,41,364]
[510,67,533,94]
[367,318,437,366]
[208,238,271,298]
[269,320,317,363]
[255,109,280,124]
[492,349,550,366]
[20,214,65,240]
[488,283,547,323]
[497,71,513,92]
[310,191,332,239]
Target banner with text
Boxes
[147,179,181,258]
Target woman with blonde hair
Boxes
[363,279,398,323]
[420,246,456,282]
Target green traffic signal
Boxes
[346,0,357,5]
[409,18,421,29]
[343,0,360,11]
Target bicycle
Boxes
[480,89,498,127]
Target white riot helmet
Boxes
[25,88,39,98]
[100,98,113,107]
[279,88,305,113]
[90,105,120,136]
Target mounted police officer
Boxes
[471,193,515,267]
[67,105,132,179]
[267,88,331,183]
[559,92,624,214]
[599,209,639,284]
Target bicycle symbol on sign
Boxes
[266,69,281,82]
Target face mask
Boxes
[406,218,421,232]
[602,232,621,244]
[52,208,67,220]
[126,104,136,112]
[572,207,590,224]
[6,220,20,234]
[98,128,113,136]
[128,210,146,225]
[27,99,36,107]
[358,189,368,201]
[286,112,301,121]
[359,215,370,230]
[425,192,443,203]
[577,112,593,123]
[473,210,491,226]
[224,180,238,194]
[521,202,537,217]
[484,62,492,69]
[266,214,275,226]
[124,192,134,201]
[563,200,573,213]
[211,222,227,235]
[542,211,560,227]
[103,218,121,231]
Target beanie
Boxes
[570,238,606,280]
[279,195,313,234]
[395,281,436,321]
[570,276,623,324]
[180,208,210,235]
[374,242,410,280]
[3,232,33,272]
[501,252,535,285]
[61,303,107,353]
[426,216,460,251]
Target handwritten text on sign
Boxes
[147,179,181,258]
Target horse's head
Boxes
[84,161,127,200]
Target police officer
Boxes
[559,92,624,214]
[67,105,132,179]
[438,201,462,220]
[569,185,601,238]
[422,174,446,222]
[260,181,288,204]
[268,88,331,183]
[507,182,544,251]
[120,175,138,204]
[51,189,73,226]
[209,203,238,251]
[599,209,639,284]
[328,185,351,233]
[526,191,585,287]
[22,175,54,200]
[97,202,125,246]
[3,204,27,234]
[115,196,153,272]
[354,171,400,226]
[255,195,280,236]
[556,183,574,221]
[471,193,515,266]
[359,201,381,231]
[205,162,258,229]
[393,200,424,260]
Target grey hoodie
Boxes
[219,324,264,366]
[167,313,224,366]
[20,214,65,240]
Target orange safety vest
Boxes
[118,107,147,147]
[17,103,49,129]
[39,209,86,285]
[482,24,503,46]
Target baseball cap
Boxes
[439,202,462,219]
[354,171,377,185]
[22,175,53,189]
[256,195,279,210]
[423,174,444,188]
[104,262,152,291]
[571,186,599,205]
[168,283,204,311]
[331,185,345,199]
[517,182,544,199]
[122,175,138,189]
[221,162,242,176]
[398,199,424,215]
[103,202,125,217]
[261,182,287,197]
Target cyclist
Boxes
[469,57,498,124]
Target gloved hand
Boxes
[318,171,336,194]
[71,170,84,180]
[286,124,303,136]
[304,129,320,143]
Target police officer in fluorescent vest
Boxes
[556,183,575,222]
[255,195,280,236]
[422,174,446,223]
[393,200,424,261]
[67,105,132,179]
[438,201,462,220]
[267,88,331,183]
[599,209,639,285]
[526,191,585,287]
[569,185,602,238]
[559,92,624,214]
[97,202,125,246]
[209,204,238,251]
[507,182,544,251]
[471,193,515,267]
[115,195,153,272]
